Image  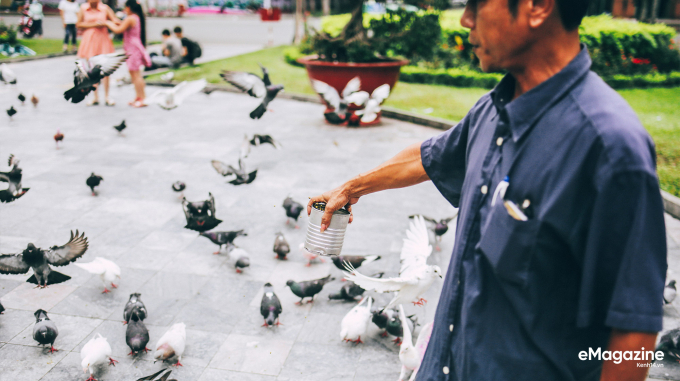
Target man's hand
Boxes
[307,142,429,232]
[600,329,658,381]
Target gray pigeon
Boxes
[286,275,335,304]
[0,301,4,314]
[329,273,384,302]
[273,232,290,260]
[64,52,127,103]
[228,246,250,273]
[665,280,677,304]
[199,230,247,254]
[211,158,257,185]
[0,230,88,287]
[182,193,223,232]
[282,197,303,228]
[0,154,30,203]
[221,66,284,119]
[657,328,680,359]
[386,309,418,345]
[6,106,16,118]
[33,309,59,353]
[126,309,150,355]
[260,282,282,327]
[86,173,103,196]
[371,308,395,336]
[124,293,147,324]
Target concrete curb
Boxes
[0,51,77,64]
[146,80,680,219]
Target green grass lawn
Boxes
[1,38,127,61]
[148,45,680,196]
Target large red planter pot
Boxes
[259,7,281,21]
[297,55,409,126]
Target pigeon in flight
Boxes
[33,309,59,353]
[261,282,282,327]
[126,309,150,355]
[64,52,127,103]
[182,193,223,232]
[31,94,39,107]
[154,322,186,367]
[0,154,30,203]
[410,213,459,251]
[74,257,121,293]
[113,120,126,135]
[199,230,247,254]
[353,84,391,124]
[54,130,64,148]
[282,196,303,228]
[397,304,433,381]
[211,158,258,185]
[0,230,89,287]
[86,173,103,196]
[123,293,147,324]
[344,216,442,308]
[81,334,117,381]
[6,106,16,118]
[311,76,363,124]
[227,245,250,273]
[340,296,373,344]
[0,63,17,84]
[172,181,185,193]
[329,273,383,302]
[221,66,284,119]
[665,280,677,304]
[240,134,279,158]
[273,232,290,260]
[286,274,335,304]
[18,93,25,104]
[136,368,174,381]
[331,255,381,272]
[147,79,207,110]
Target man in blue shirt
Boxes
[307,0,668,380]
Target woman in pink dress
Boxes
[103,0,151,107]
[76,0,119,106]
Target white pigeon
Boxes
[74,257,121,294]
[344,215,442,308]
[81,334,117,381]
[397,304,433,381]
[154,322,186,366]
[147,79,207,110]
[311,76,361,112]
[0,63,17,84]
[340,296,373,344]
[354,84,391,123]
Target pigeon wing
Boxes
[441,211,460,224]
[74,60,90,85]
[409,214,436,225]
[44,230,89,266]
[221,71,266,98]
[0,253,30,274]
[343,262,414,293]
[173,79,207,104]
[399,216,433,275]
[345,91,369,106]
[311,79,340,110]
[370,84,391,104]
[137,368,169,381]
[341,76,361,99]
[211,160,236,177]
[88,52,128,77]
[255,134,279,148]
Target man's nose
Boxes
[461,2,475,29]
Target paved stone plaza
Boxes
[1,51,680,381]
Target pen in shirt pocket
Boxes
[492,177,533,221]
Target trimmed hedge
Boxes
[400,66,502,89]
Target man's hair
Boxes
[173,26,182,34]
[508,0,591,30]
[162,29,171,36]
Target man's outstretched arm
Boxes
[307,142,430,232]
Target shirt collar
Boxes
[490,44,592,142]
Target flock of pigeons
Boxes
[0,54,462,381]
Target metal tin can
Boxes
[304,202,350,256]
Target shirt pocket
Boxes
[477,201,540,286]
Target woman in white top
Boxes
[27,0,44,38]
[58,0,80,52]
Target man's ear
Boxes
[524,0,556,29]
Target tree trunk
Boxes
[293,0,305,44]
[339,0,365,42]
[650,0,660,21]
[322,0,330,16]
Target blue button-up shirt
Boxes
[417,46,667,381]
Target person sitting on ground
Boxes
[173,26,202,66]
[150,29,183,69]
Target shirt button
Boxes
[481,185,488,194]
[496,137,503,146]
[443,366,450,375]
[449,324,454,332]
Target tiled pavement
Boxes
[1,50,680,381]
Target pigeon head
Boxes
[285,280,294,288]
[670,280,677,288]
[90,64,103,79]
[267,85,284,96]
[264,282,273,288]
[34,309,48,321]
[129,293,141,302]
[172,181,185,192]
[23,243,40,259]
[429,265,443,279]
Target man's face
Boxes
[162,34,170,40]
[461,0,532,73]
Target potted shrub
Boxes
[297,2,442,126]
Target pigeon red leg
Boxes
[49,346,58,353]
[236,269,242,273]
[353,337,363,344]
[102,288,110,294]
[262,320,269,327]
[122,321,127,325]
[128,351,134,356]
[144,347,150,353]
[393,337,402,345]
[85,376,98,381]
[380,331,388,338]
[275,320,282,326]
[173,361,183,367]
[213,251,220,255]
[108,357,118,366]
[111,283,117,289]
